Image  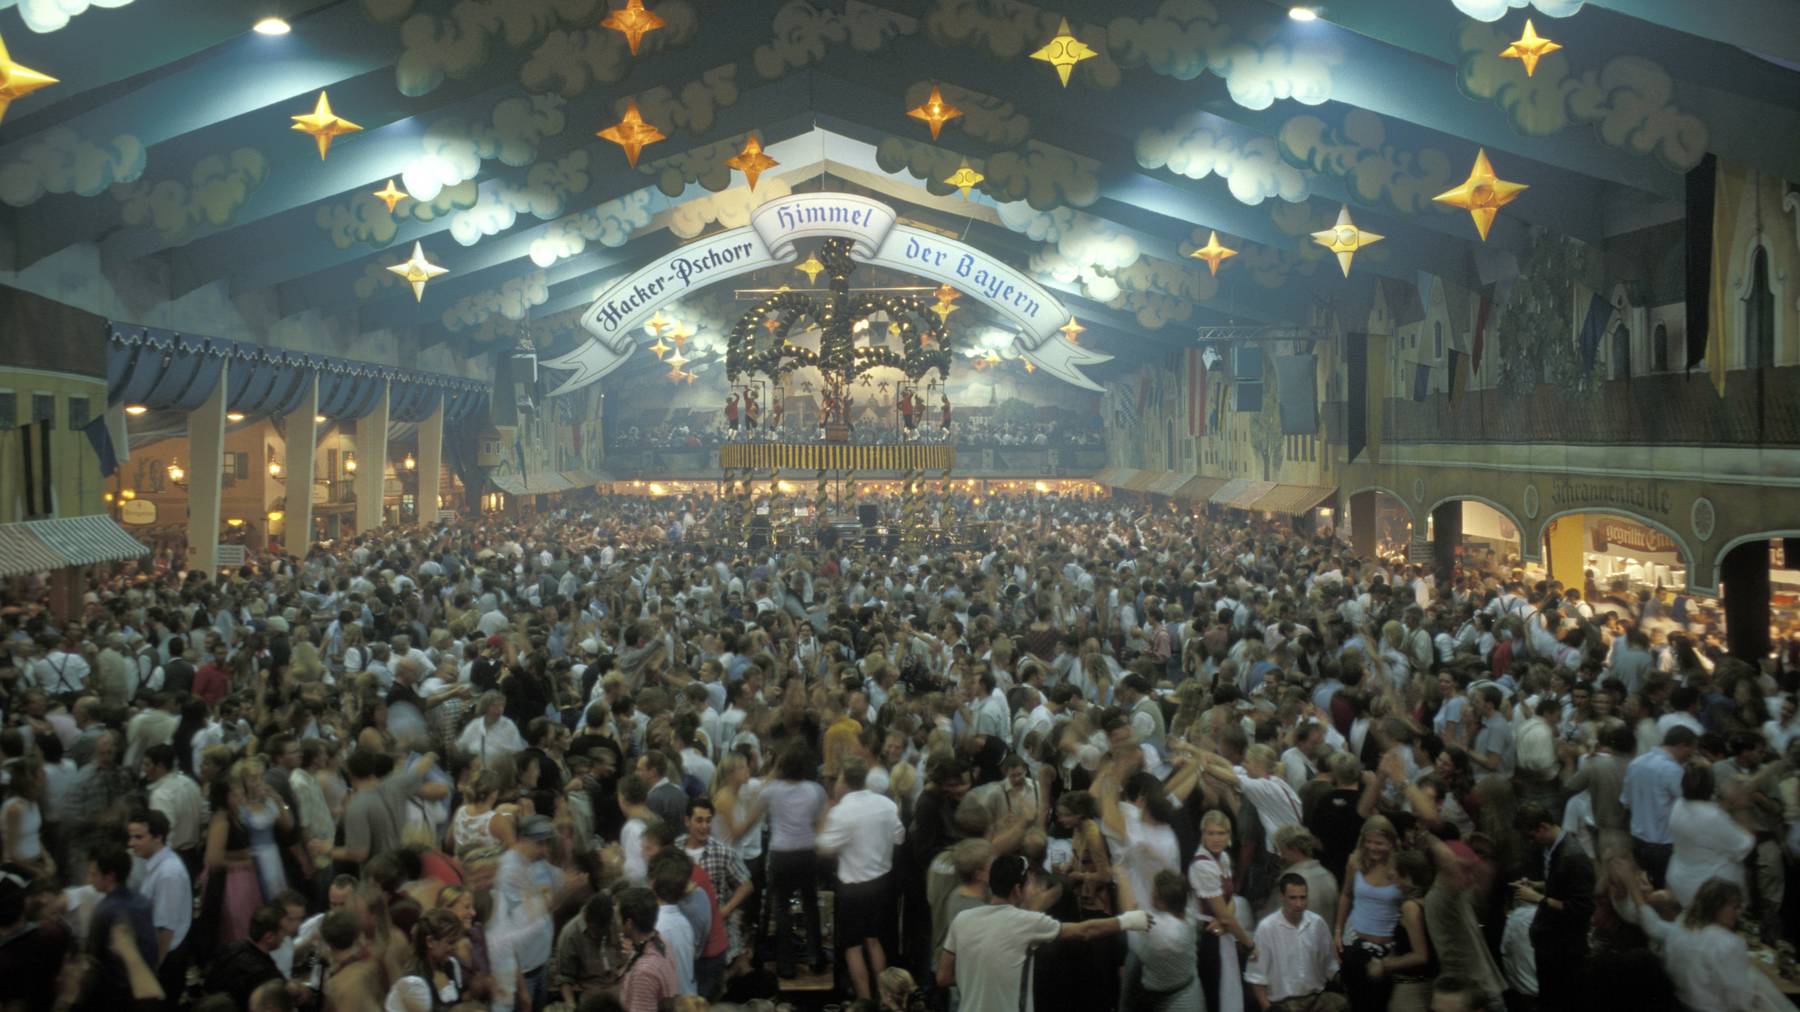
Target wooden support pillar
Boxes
[283,376,319,555]
[417,395,443,530]
[186,359,228,577]
[353,382,390,534]
[1350,489,1377,560]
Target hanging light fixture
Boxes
[344,452,357,474]
[402,452,416,470]
[166,459,186,485]
[267,449,285,479]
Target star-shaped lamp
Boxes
[930,299,960,323]
[725,134,778,190]
[292,91,363,160]
[1030,18,1097,87]
[645,311,672,336]
[601,0,665,56]
[1189,230,1238,276]
[1022,359,1037,374]
[597,100,665,167]
[1433,148,1527,241]
[372,179,408,213]
[945,161,985,199]
[670,324,692,348]
[934,283,961,305]
[665,349,689,371]
[386,242,448,301]
[1310,205,1383,278]
[795,254,825,284]
[907,85,962,140]
[1500,18,1561,77]
[1059,317,1086,344]
[0,32,57,125]
[649,337,671,360]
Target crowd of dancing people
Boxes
[2,489,1797,1012]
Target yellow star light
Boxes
[725,134,779,190]
[1022,359,1037,373]
[0,33,57,125]
[682,370,696,384]
[1500,18,1561,77]
[372,179,408,213]
[944,161,985,199]
[649,337,671,359]
[1311,205,1384,278]
[385,241,448,301]
[1433,148,1528,241]
[762,315,782,334]
[795,254,826,284]
[934,284,961,304]
[1059,317,1086,344]
[597,100,665,167]
[666,349,689,370]
[670,325,692,348]
[1030,18,1097,87]
[887,322,902,339]
[930,299,959,323]
[907,85,962,141]
[601,0,666,56]
[291,91,362,160]
[645,312,672,336]
[1189,230,1239,276]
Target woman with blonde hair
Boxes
[337,624,366,677]
[1334,815,1404,1012]
[1190,808,1254,1012]
[290,637,327,683]
[450,768,516,860]
[201,757,293,950]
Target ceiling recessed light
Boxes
[124,404,148,415]
[253,16,290,35]
[1288,6,1319,20]
[314,414,327,423]
[226,412,245,422]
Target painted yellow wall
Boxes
[0,368,107,523]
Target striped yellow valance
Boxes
[719,442,956,472]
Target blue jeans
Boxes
[520,964,547,1011]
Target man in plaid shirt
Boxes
[674,796,753,988]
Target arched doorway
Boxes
[1427,496,1524,584]
[1538,510,1694,621]
[1341,486,1416,563]
[1712,532,1800,661]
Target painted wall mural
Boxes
[1107,0,1342,110]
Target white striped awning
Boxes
[0,514,148,578]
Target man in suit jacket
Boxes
[1513,803,1595,1012]
[639,750,691,830]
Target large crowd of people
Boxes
[606,414,1100,451]
[1,490,1796,1012]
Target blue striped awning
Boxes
[0,514,148,578]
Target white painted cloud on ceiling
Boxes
[1457,21,1707,171]
[442,271,550,330]
[317,180,479,250]
[754,0,917,78]
[16,0,133,33]
[1107,0,1341,110]
[403,95,567,203]
[925,0,1122,89]
[667,177,795,239]
[876,136,1102,210]
[448,150,591,246]
[113,148,270,240]
[527,187,659,268]
[1136,115,1309,206]
[1451,0,1585,21]
[1278,110,1456,215]
[0,128,145,207]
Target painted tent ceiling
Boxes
[0,0,1795,388]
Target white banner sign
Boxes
[543,191,1109,395]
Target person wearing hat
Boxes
[495,814,564,1011]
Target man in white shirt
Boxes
[938,853,1147,1012]
[143,743,204,863]
[32,635,90,696]
[128,808,193,999]
[1244,874,1346,1011]
[817,758,906,1002]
